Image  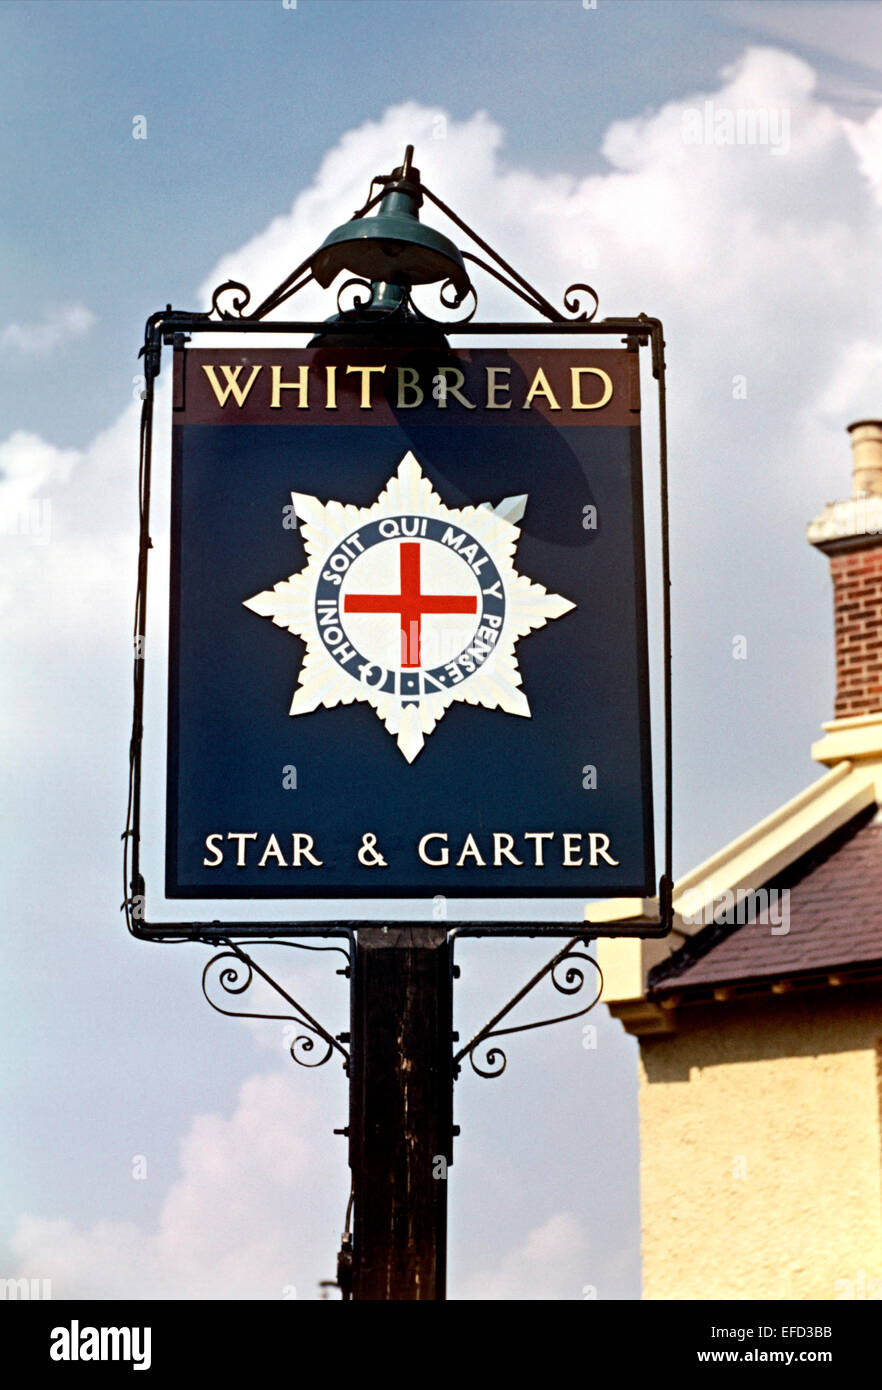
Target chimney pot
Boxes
[847,419,882,497]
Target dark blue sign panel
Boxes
[167,348,653,899]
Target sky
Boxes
[3,0,882,1302]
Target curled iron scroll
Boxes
[459,946,603,1080]
[210,279,253,320]
[201,943,350,1071]
[470,1045,507,1080]
[336,277,375,316]
[408,279,478,326]
[562,283,599,322]
[289,1032,334,1069]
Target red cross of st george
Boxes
[343,542,477,668]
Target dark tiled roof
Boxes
[650,804,882,993]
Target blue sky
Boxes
[1,0,851,448]
[4,0,882,1300]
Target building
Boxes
[599,421,882,1301]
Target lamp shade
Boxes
[311,152,469,298]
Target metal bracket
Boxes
[450,933,603,1079]
[198,155,599,328]
[201,938,352,1072]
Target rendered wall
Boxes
[639,987,882,1300]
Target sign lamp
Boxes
[311,145,470,318]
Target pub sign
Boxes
[167,346,653,901]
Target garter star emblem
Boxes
[244,452,575,763]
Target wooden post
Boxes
[349,925,452,1300]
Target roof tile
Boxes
[650,806,882,992]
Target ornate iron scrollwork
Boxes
[453,937,603,1080]
[210,279,253,320]
[562,283,599,322]
[335,277,375,316]
[201,152,597,328]
[408,279,478,326]
[201,939,351,1072]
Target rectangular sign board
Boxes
[167,346,653,901]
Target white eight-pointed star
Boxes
[243,451,575,763]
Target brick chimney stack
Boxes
[808,422,882,719]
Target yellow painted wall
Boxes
[639,987,882,1300]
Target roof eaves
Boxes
[650,803,880,993]
[671,761,875,936]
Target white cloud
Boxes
[0,394,152,756]
[0,400,141,648]
[0,302,96,356]
[453,1212,587,1300]
[0,430,81,519]
[10,1071,343,1299]
[844,105,882,205]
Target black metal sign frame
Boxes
[126,311,671,943]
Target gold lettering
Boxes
[485,366,512,409]
[346,364,386,409]
[397,366,423,409]
[202,363,263,408]
[271,363,309,409]
[325,364,337,410]
[571,367,613,410]
[435,367,476,410]
[522,367,561,411]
